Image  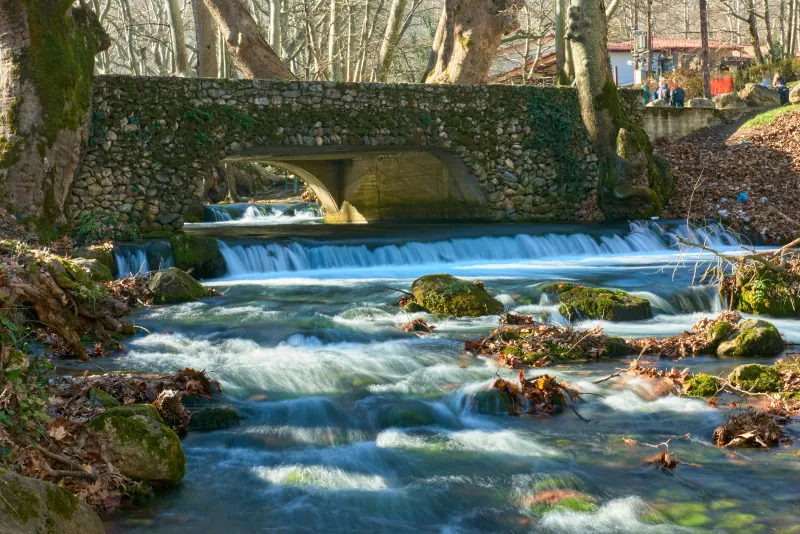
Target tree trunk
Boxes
[566,0,673,219]
[375,0,407,82]
[269,0,282,56]
[193,0,219,76]
[427,0,523,84]
[120,0,140,75]
[328,0,340,80]
[700,0,711,97]
[763,0,777,60]
[0,1,110,230]
[555,0,568,84]
[201,0,294,79]
[745,0,765,63]
[166,0,189,75]
[421,4,446,82]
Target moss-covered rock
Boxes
[0,470,104,534]
[410,274,504,317]
[188,407,242,431]
[86,404,185,484]
[70,245,114,275]
[71,258,112,282]
[147,267,209,305]
[401,301,428,313]
[726,268,800,318]
[546,283,652,322]
[87,387,120,408]
[727,364,782,393]
[707,321,733,350]
[169,233,225,279]
[684,373,721,398]
[717,319,784,357]
[605,336,630,358]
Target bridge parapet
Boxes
[71,76,607,231]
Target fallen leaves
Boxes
[656,108,800,243]
[713,407,785,448]
[401,318,436,333]
[493,370,584,417]
[628,312,742,359]
[644,451,679,471]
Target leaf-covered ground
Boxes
[656,107,800,243]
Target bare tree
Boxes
[166,0,189,75]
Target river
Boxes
[93,215,800,533]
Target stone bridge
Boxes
[71,76,644,232]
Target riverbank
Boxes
[657,105,800,244]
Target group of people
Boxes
[642,80,686,107]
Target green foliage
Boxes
[727,364,782,392]
[72,213,139,246]
[0,357,54,444]
[517,87,587,216]
[222,106,255,131]
[734,57,800,88]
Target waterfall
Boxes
[114,247,150,277]
[242,206,275,219]
[208,207,234,222]
[217,221,742,276]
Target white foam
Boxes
[539,496,689,533]
[254,465,389,491]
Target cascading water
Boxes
[114,246,150,277]
[99,216,800,534]
[195,202,322,227]
[217,221,742,277]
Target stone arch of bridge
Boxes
[223,145,487,224]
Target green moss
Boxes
[717,319,785,357]
[148,267,209,305]
[87,404,165,426]
[684,373,720,398]
[707,321,732,350]
[44,484,77,520]
[529,495,598,516]
[411,274,504,317]
[502,345,523,358]
[546,342,586,361]
[169,233,226,279]
[727,364,782,393]
[87,387,120,408]
[556,286,652,322]
[0,476,39,524]
[730,268,800,318]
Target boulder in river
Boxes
[716,319,784,357]
[683,373,721,398]
[0,470,104,534]
[543,283,652,322]
[169,233,226,279]
[411,274,504,317]
[148,267,209,304]
[724,268,800,318]
[727,363,782,392]
[189,406,242,431]
[87,404,185,484]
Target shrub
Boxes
[734,58,800,89]
[73,213,139,246]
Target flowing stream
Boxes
[97,221,800,533]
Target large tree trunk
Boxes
[763,0,778,60]
[0,1,110,231]
[700,0,711,97]
[374,0,407,82]
[166,0,189,75]
[426,0,523,84]
[201,0,295,79]
[555,0,568,84]
[193,0,219,77]
[328,0,341,80]
[566,0,673,219]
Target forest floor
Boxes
[656,105,800,244]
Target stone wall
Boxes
[69,76,604,232]
[641,107,723,140]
